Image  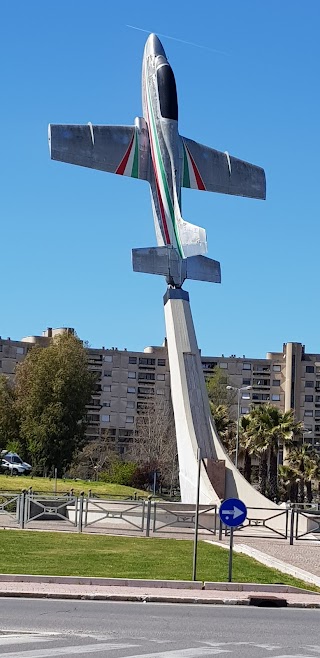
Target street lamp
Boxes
[302,430,312,445]
[226,385,252,469]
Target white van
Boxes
[1,452,32,476]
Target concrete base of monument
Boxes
[163,287,279,511]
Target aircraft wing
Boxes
[49,124,150,180]
[181,136,266,200]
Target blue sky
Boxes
[1,1,319,358]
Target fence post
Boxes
[289,508,295,545]
[20,490,26,529]
[78,492,84,533]
[145,496,152,537]
[84,492,90,527]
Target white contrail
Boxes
[126,25,229,56]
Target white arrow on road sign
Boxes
[221,506,243,520]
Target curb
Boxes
[0,575,203,590]
[0,574,315,594]
[0,590,319,607]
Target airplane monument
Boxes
[49,34,278,508]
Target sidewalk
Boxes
[0,575,319,608]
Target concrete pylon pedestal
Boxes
[164,287,278,509]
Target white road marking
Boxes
[203,642,281,650]
[0,635,54,646]
[0,641,138,657]
[112,648,231,658]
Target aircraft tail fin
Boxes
[132,246,221,287]
[177,216,207,258]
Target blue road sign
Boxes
[219,498,247,528]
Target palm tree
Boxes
[210,404,236,457]
[239,415,257,484]
[246,405,302,500]
[278,464,299,502]
[288,445,320,504]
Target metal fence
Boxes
[294,508,320,541]
[0,492,21,527]
[220,507,290,540]
[152,502,217,536]
[3,491,320,544]
[82,496,146,534]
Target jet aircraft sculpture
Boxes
[49,33,266,288]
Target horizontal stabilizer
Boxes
[132,246,221,287]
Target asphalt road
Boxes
[0,599,319,657]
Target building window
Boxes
[252,393,270,401]
[126,416,134,423]
[158,359,166,366]
[241,392,250,400]
[202,361,217,370]
[138,386,154,395]
[127,386,136,394]
[304,410,313,417]
[103,401,111,408]
[272,380,280,387]
[316,396,320,403]
[16,347,24,355]
[127,401,135,409]
[315,410,320,418]
[129,357,137,364]
[219,363,228,369]
[272,394,280,401]
[243,378,251,386]
[306,365,315,373]
[305,395,314,403]
[128,371,136,379]
[241,407,250,414]
[273,364,281,372]
[139,357,155,366]
[243,363,251,370]
[104,370,112,377]
[156,389,165,395]
[306,381,314,388]
[104,355,113,362]
[138,372,155,381]
[103,385,111,392]
[253,379,270,386]
[157,373,165,381]
[101,414,110,422]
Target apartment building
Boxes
[201,342,320,452]
[0,328,170,454]
[1,328,319,453]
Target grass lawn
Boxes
[0,474,148,499]
[0,530,317,591]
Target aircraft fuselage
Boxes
[142,34,184,257]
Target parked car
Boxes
[1,452,32,476]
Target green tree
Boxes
[206,367,236,415]
[211,404,236,457]
[287,445,320,504]
[239,415,258,484]
[246,405,301,500]
[15,333,96,476]
[0,374,20,452]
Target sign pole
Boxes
[192,447,201,581]
[228,527,234,582]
